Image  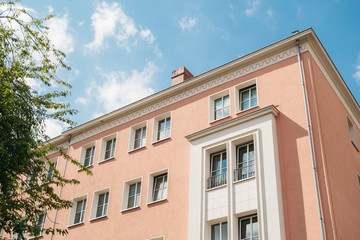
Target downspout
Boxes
[50,134,71,240]
[296,40,325,240]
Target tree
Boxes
[0,1,89,239]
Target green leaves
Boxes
[0,1,90,239]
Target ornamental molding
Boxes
[58,43,308,148]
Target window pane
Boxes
[96,206,103,217]
[165,118,171,128]
[241,90,250,102]
[165,127,171,138]
[215,109,223,120]
[241,100,249,110]
[155,177,163,190]
[158,120,165,131]
[98,193,105,206]
[223,95,230,107]
[253,217,258,237]
[134,139,141,149]
[127,196,135,208]
[211,224,220,240]
[221,222,228,240]
[74,212,81,224]
[212,154,221,171]
[142,127,147,137]
[135,194,140,206]
[215,98,222,110]
[129,184,136,196]
[136,182,141,194]
[223,106,230,117]
[153,189,160,201]
[241,218,251,239]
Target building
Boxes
[12,28,360,239]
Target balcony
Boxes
[207,172,227,189]
[234,164,255,182]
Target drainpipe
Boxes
[296,40,325,240]
[50,134,71,240]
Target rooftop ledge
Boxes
[185,105,279,141]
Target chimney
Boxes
[171,66,193,86]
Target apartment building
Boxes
[13,28,360,240]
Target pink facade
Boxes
[5,29,359,240]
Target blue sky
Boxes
[20,0,360,137]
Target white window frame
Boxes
[99,133,117,163]
[209,89,231,123]
[207,150,227,189]
[234,142,255,182]
[29,212,46,239]
[210,221,228,240]
[128,121,148,152]
[68,194,88,227]
[121,177,142,211]
[238,214,259,240]
[152,112,172,143]
[90,187,110,220]
[43,157,58,183]
[347,117,359,151]
[79,141,96,168]
[147,168,169,204]
[235,78,258,113]
[146,236,165,240]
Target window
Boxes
[207,151,227,189]
[105,139,116,160]
[211,222,228,240]
[12,220,26,239]
[79,141,96,167]
[152,112,172,143]
[348,118,359,150]
[84,146,95,167]
[129,121,147,151]
[239,215,258,240]
[30,213,46,238]
[153,174,168,201]
[214,95,230,120]
[96,192,109,218]
[122,177,142,211]
[99,134,117,163]
[90,188,110,220]
[43,157,57,182]
[157,118,171,141]
[68,195,87,226]
[240,86,257,111]
[234,142,255,181]
[209,89,230,122]
[235,79,258,113]
[147,169,169,204]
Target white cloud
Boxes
[78,21,85,26]
[178,16,197,31]
[44,119,67,138]
[353,55,360,86]
[245,0,261,17]
[75,97,89,105]
[47,14,74,54]
[86,1,138,51]
[266,9,274,18]
[91,62,158,112]
[140,28,155,44]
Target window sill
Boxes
[121,205,140,212]
[128,145,146,153]
[77,164,94,171]
[205,184,227,192]
[236,105,259,114]
[89,215,107,222]
[209,115,231,124]
[233,175,256,184]
[152,137,171,145]
[147,198,167,205]
[98,157,115,164]
[351,140,360,152]
[29,234,43,239]
[68,222,84,228]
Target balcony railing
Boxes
[207,172,227,189]
[234,164,255,181]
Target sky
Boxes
[18,0,360,138]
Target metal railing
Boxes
[207,172,227,189]
[234,164,255,181]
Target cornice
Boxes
[185,105,279,142]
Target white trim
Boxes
[128,121,148,152]
[89,187,111,221]
[146,235,165,240]
[234,78,258,114]
[152,112,172,144]
[67,194,88,227]
[98,133,117,163]
[209,88,231,123]
[121,176,143,211]
[79,141,96,169]
[146,168,169,204]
